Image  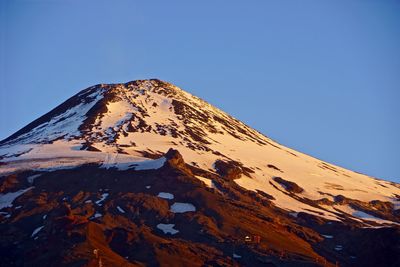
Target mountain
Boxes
[1,79,399,267]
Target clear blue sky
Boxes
[1,0,399,182]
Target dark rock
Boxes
[316,198,334,206]
[369,200,394,213]
[165,148,185,168]
[273,177,304,194]
[214,160,243,180]
[334,195,348,204]
[267,164,283,173]
[163,148,192,175]
[0,174,20,193]
[256,190,276,200]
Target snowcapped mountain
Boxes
[1,79,400,267]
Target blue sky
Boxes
[0,0,399,182]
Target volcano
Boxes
[1,79,399,267]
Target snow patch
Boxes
[0,144,35,159]
[91,212,102,219]
[335,205,399,225]
[0,187,33,209]
[31,226,44,237]
[27,174,41,184]
[0,211,10,218]
[353,210,383,220]
[157,192,174,200]
[132,157,166,170]
[7,89,104,145]
[157,223,179,235]
[334,245,343,251]
[170,202,196,213]
[95,193,109,206]
[117,206,126,213]
[102,156,166,171]
[195,175,214,188]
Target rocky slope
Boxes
[1,79,399,267]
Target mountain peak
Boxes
[120,79,184,96]
[1,79,399,226]
[1,79,400,266]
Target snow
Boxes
[0,187,33,209]
[335,205,400,225]
[353,210,377,219]
[92,99,137,142]
[0,140,147,175]
[92,212,102,219]
[27,174,41,184]
[237,176,341,221]
[170,202,196,213]
[3,89,104,146]
[157,223,179,235]
[233,254,242,259]
[322,235,333,239]
[0,144,35,159]
[145,185,151,189]
[334,245,343,251]
[102,155,166,171]
[195,175,213,188]
[352,210,399,225]
[95,193,109,206]
[31,226,44,237]
[130,157,166,171]
[157,192,174,200]
[0,211,10,218]
[117,206,126,213]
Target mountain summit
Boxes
[1,79,400,267]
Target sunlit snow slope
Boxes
[1,79,399,224]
